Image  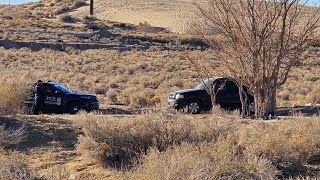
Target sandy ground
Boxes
[71,0,208,33]
[70,0,320,35]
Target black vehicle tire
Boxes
[32,108,39,115]
[31,105,43,115]
[68,102,82,114]
[187,99,202,114]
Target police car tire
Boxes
[32,109,39,115]
[68,102,82,114]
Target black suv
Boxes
[24,81,99,114]
[168,77,254,114]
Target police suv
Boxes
[24,81,99,114]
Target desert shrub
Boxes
[106,89,119,105]
[178,37,209,49]
[0,124,26,148]
[124,88,161,108]
[76,113,233,168]
[53,6,70,15]
[309,38,320,47]
[0,122,30,179]
[306,86,320,104]
[0,79,32,114]
[82,16,98,23]
[60,15,79,23]
[94,88,106,95]
[128,140,279,180]
[237,117,320,177]
[0,155,34,180]
[72,0,87,9]
[53,0,63,3]
[64,46,77,54]
[129,94,154,108]
[76,114,154,168]
[136,21,164,33]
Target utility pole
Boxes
[90,0,94,16]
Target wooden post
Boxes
[90,0,94,16]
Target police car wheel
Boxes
[32,109,39,115]
[68,102,82,114]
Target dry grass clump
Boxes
[127,141,279,180]
[76,112,236,168]
[0,78,32,114]
[0,155,34,180]
[0,125,26,148]
[77,112,320,178]
[0,118,30,179]
[72,0,87,9]
[60,15,79,23]
[126,89,161,108]
[277,64,320,106]
[136,22,166,33]
[238,117,320,176]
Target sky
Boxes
[306,0,320,6]
[0,0,39,5]
[0,0,319,6]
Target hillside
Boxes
[70,0,320,34]
[0,1,320,179]
[71,0,207,33]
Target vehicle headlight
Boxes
[175,93,184,99]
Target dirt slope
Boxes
[71,0,207,33]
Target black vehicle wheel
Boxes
[32,109,39,115]
[187,99,202,114]
[31,106,42,115]
[68,102,82,114]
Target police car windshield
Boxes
[53,84,72,93]
[194,79,213,90]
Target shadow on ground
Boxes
[277,106,320,116]
[0,116,78,152]
[98,107,139,115]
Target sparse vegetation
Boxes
[0,117,30,179]
[0,155,34,180]
[60,15,79,23]
[77,112,320,178]
[127,142,279,179]
[0,0,319,179]
[0,78,32,114]
[72,0,87,9]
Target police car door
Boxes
[43,84,64,111]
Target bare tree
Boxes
[193,0,320,119]
[184,54,226,109]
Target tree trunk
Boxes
[254,88,268,119]
[268,88,277,119]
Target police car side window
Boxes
[44,84,57,94]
